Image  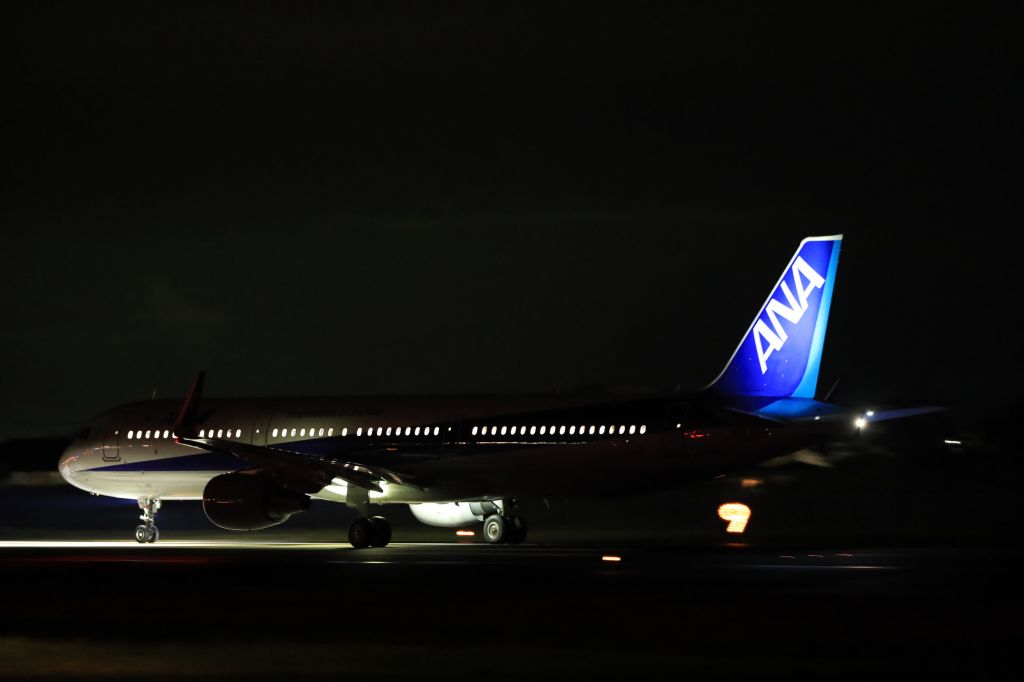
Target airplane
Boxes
[59,234,878,547]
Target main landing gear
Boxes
[479,500,527,544]
[345,484,391,548]
[135,497,160,544]
[482,513,527,544]
[348,516,392,548]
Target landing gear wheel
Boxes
[506,516,527,544]
[369,516,392,547]
[134,525,158,543]
[349,517,374,548]
[483,514,507,544]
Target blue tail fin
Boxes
[707,235,842,399]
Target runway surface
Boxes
[2,540,1022,678]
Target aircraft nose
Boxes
[58,445,81,481]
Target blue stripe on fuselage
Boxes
[85,451,247,472]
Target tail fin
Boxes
[707,235,842,399]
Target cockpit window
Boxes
[75,426,92,440]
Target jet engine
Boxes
[202,472,311,530]
[408,501,499,527]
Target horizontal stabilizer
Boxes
[864,406,946,423]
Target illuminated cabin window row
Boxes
[470,424,647,437]
[270,427,338,438]
[126,429,176,440]
[126,428,244,440]
[268,426,443,439]
[197,428,242,439]
[126,423,647,442]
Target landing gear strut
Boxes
[345,485,391,548]
[482,499,527,544]
[349,516,392,548]
[135,497,160,544]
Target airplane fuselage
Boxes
[59,393,827,504]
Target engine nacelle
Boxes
[409,501,498,527]
[202,472,311,531]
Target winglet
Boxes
[173,371,206,439]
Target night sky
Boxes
[1,3,1017,438]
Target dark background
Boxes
[1,2,1018,439]
[1,7,1021,677]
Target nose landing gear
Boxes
[134,497,161,544]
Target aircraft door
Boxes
[443,416,463,453]
[249,408,276,446]
[101,424,121,462]
[662,402,689,459]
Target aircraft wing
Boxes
[172,371,426,494]
[177,434,427,494]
